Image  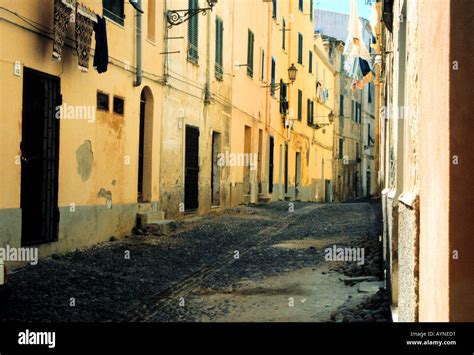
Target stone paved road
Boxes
[1,201,383,322]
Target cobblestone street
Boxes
[1,201,386,322]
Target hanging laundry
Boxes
[75,4,96,72]
[316,81,323,102]
[52,0,75,61]
[359,58,372,77]
[93,14,109,74]
[369,4,378,37]
[343,0,374,91]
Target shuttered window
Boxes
[309,51,313,73]
[298,90,303,121]
[215,17,223,80]
[272,0,277,18]
[103,0,124,25]
[299,0,303,12]
[187,0,199,64]
[271,57,276,96]
[282,18,286,49]
[307,99,311,125]
[298,33,303,64]
[247,29,255,77]
[310,0,313,21]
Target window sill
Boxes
[104,17,125,29]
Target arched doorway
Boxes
[138,87,154,203]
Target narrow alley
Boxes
[2,202,388,322]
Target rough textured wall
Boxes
[449,0,474,321]
[418,0,450,321]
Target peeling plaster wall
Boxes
[0,0,164,257]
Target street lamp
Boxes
[167,0,218,28]
[314,111,335,129]
[262,64,298,90]
[287,63,298,84]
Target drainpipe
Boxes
[133,0,143,87]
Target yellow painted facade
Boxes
[0,0,336,257]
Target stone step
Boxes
[258,194,271,204]
[145,220,174,236]
[358,281,385,293]
[137,211,165,225]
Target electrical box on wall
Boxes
[14,61,21,77]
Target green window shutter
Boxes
[298,90,302,120]
[215,17,223,79]
[307,99,310,124]
[187,0,199,63]
[247,30,254,77]
[282,19,286,49]
[310,0,313,21]
[309,51,313,73]
[298,33,303,64]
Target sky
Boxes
[314,0,372,19]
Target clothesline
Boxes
[53,0,108,73]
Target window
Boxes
[307,100,314,125]
[368,83,372,103]
[340,95,344,116]
[282,18,286,50]
[261,49,265,81]
[97,92,109,111]
[299,0,303,12]
[147,0,156,41]
[339,139,344,159]
[272,0,277,18]
[113,96,124,115]
[368,123,371,143]
[247,29,255,77]
[310,0,313,21]
[298,33,303,64]
[103,0,124,25]
[215,17,224,80]
[271,57,276,96]
[298,90,303,121]
[187,0,199,64]
[309,51,313,73]
[356,142,360,159]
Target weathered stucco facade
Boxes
[0,0,165,256]
[379,0,474,322]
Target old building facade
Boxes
[378,0,474,321]
[0,0,166,256]
[0,0,337,258]
[315,9,375,202]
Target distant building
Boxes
[315,10,375,201]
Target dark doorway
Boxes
[211,131,221,206]
[295,152,301,200]
[268,136,274,194]
[257,129,263,194]
[21,68,61,246]
[366,171,371,197]
[137,87,154,203]
[284,143,289,195]
[137,92,146,202]
[185,126,200,211]
[325,180,332,202]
